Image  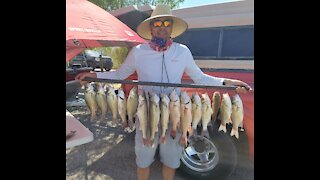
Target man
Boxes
[75,4,252,180]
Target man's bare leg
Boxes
[162,164,176,180]
[137,167,150,180]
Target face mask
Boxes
[149,37,173,52]
[150,37,167,47]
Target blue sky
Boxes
[175,0,241,9]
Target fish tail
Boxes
[149,139,155,148]
[170,130,176,139]
[201,130,210,139]
[179,136,187,147]
[143,138,149,146]
[218,124,227,133]
[122,121,128,128]
[160,136,166,144]
[230,128,239,139]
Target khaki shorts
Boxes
[134,120,184,169]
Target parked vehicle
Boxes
[68,53,88,69]
[68,50,113,71]
[66,50,113,100]
[83,50,113,71]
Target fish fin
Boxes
[230,128,239,139]
[218,124,227,133]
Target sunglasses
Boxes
[150,20,173,27]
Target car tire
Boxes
[178,120,239,180]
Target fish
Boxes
[211,91,221,125]
[160,93,170,144]
[191,92,202,137]
[127,87,138,128]
[218,93,232,133]
[136,91,149,146]
[149,92,160,147]
[84,82,98,121]
[117,88,127,128]
[179,91,192,147]
[106,86,118,127]
[169,89,180,139]
[230,94,244,139]
[95,82,108,121]
[201,93,213,138]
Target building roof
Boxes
[109,0,253,31]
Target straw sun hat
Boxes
[136,4,188,40]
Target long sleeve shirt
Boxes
[96,42,224,95]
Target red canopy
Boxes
[66,0,146,62]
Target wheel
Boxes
[178,121,238,180]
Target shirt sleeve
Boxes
[184,47,224,86]
[96,47,136,80]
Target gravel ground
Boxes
[66,96,253,180]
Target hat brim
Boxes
[137,15,188,40]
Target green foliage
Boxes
[89,0,185,11]
[90,47,129,69]
[110,47,129,69]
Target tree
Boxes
[89,0,185,11]
[91,47,129,69]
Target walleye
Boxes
[191,93,202,137]
[179,91,192,147]
[95,83,108,121]
[136,91,149,146]
[169,89,180,139]
[84,82,98,121]
[106,87,118,127]
[160,93,170,144]
[218,93,232,133]
[127,87,138,128]
[230,94,244,139]
[117,88,127,127]
[211,91,221,125]
[201,93,213,138]
[149,92,160,147]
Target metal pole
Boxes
[80,144,88,180]
[83,77,239,90]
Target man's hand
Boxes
[223,78,252,94]
[74,72,97,85]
